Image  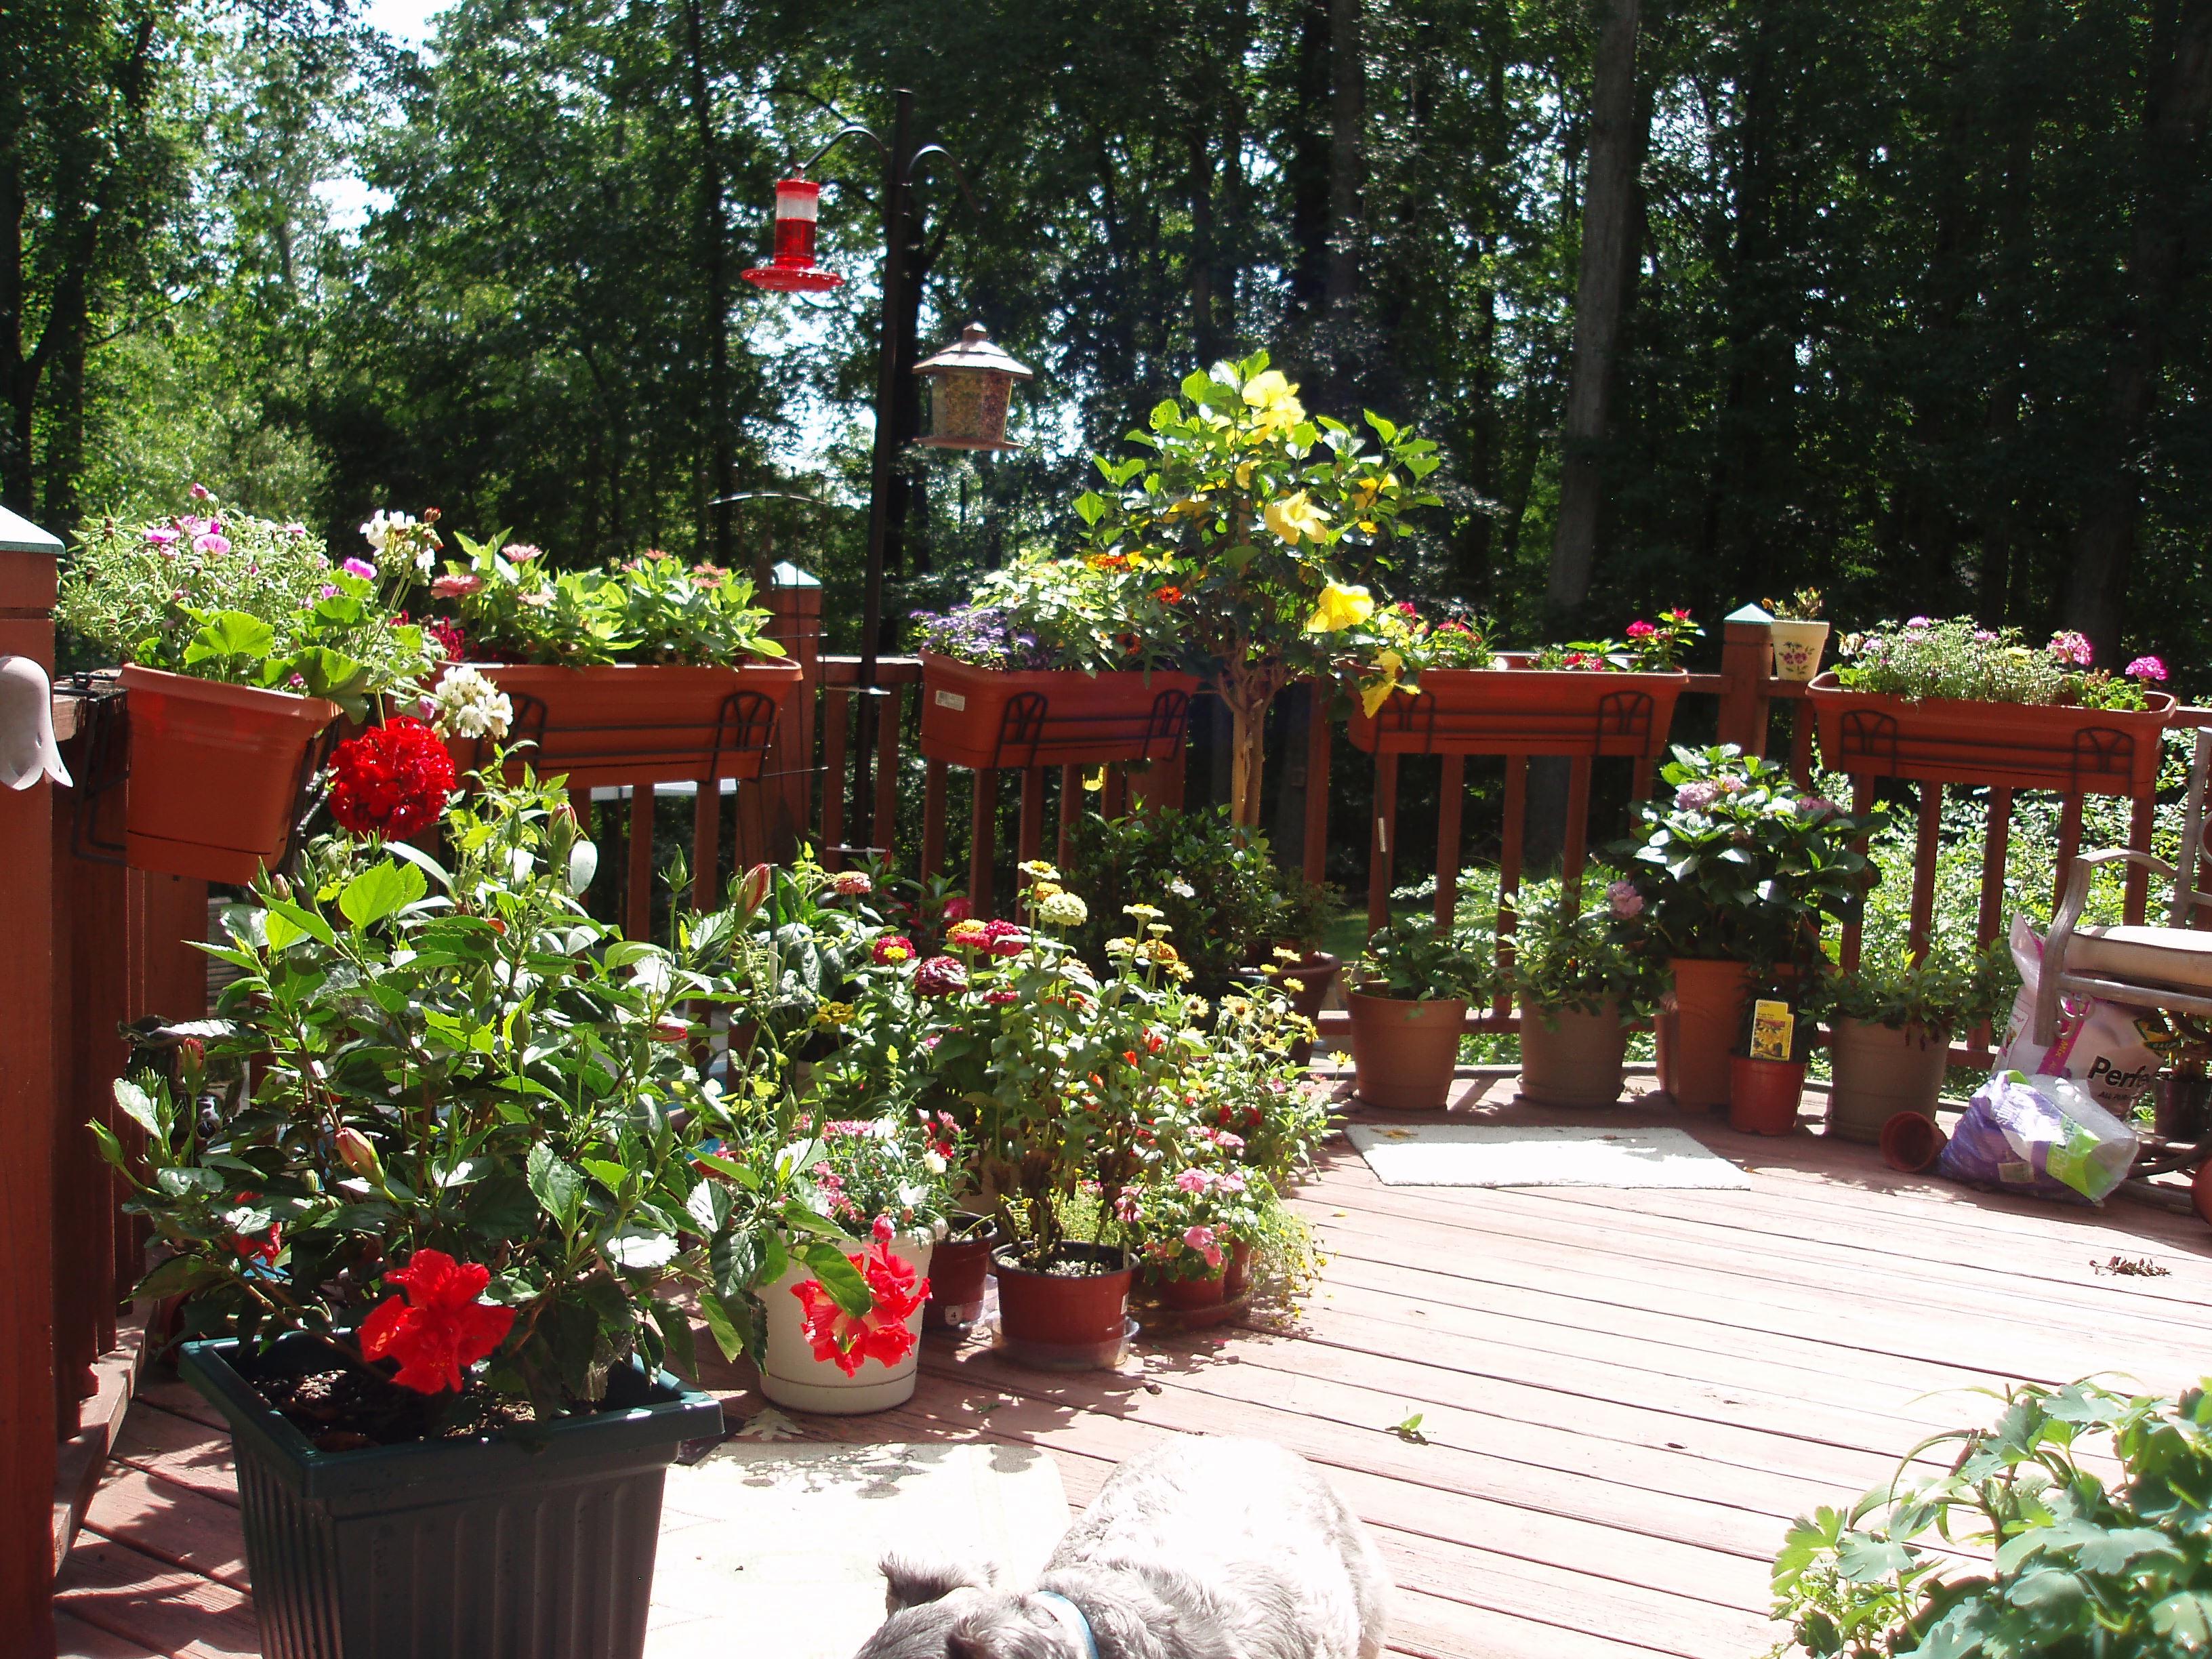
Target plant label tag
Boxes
[934,689,966,712]
[1750,1000,1794,1062]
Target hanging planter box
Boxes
[121,664,339,884]
[448,660,802,790]
[1345,657,1688,758]
[1805,674,2174,795]
[179,1334,721,1659]
[917,651,1197,770]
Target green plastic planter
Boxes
[180,1335,722,1659]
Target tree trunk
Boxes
[1547,0,1644,617]
[1227,689,1269,827]
[2062,0,2212,657]
[682,0,732,569]
[1326,0,1365,316]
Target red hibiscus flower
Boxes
[359,1248,516,1394]
[791,1224,930,1378]
[327,718,456,840]
[228,1192,281,1267]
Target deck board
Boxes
[54,1097,2212,1658]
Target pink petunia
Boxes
[144,526,180,547]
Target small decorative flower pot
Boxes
[1728,1054,1806,1135]
[917,652,1199,770]
[1767,620,1831,682]
[1518,998,1629,1109]
[121,665,339,883]
[1657,960,1754,1112]
[759,1232,934,1414]
[448,660,801,789]
[924,1220,998,1332]
[1879,1110,1948,1173]
[178,1334,720,1659]
[1345,989,1468,1110]
[1345,657,1688,759]
[992,1243,1133,1370]
[1805,674,2175,796]
[1826,1019,1950,1143]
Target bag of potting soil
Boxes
[1991,915,2166,1116]
[1937,1069,2137,1205]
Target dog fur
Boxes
[851,1437,1389,1659]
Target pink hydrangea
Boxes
[1607,879,1643,919]
[2127,655,2169,683]
[1674,780,1719,811]
[914,955,968,996]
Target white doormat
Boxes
[1346,1123,1753,1189]
[647,1439,1071,1658]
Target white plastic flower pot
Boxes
[1767,619,1831,682]
[758,1233,933,1415]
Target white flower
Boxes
[423,664,513,740]
[360,510,413,552]
[922,1150,947,1176]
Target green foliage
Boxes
[1064,806,1294,998]
[1354,909,1499,1002]
[1769,1378,2212,1658]
[1837,619,2166,712]
[1527,607,1703,672]
[1506,880,1658,1021]
[912,550,1183,672]
[1807,940,2016,1040]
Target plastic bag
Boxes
[1992,915,2165,1115]
[1937,1069,2137,1204]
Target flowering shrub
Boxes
[1332,600,1495,716]
[1612,745,1882,966]
[1836,616,2171,710]
[1506,880,1659,1023]
[325,718,455,839]
[1064,806,1300,996]
[791,1218,929,1376]
[1527,608,1701,672]
[58,491,434,714]
[912,551,1183,672]
[101,770,843,1426]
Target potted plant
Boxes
[1345,911,1498,1110]
[1764,588,1830,682]
[912,554,1199,769]
[1343,605,1698,760]
[56,491,436,882]
[432,533,798,786]
[1613,746,1881,1111]
[1507,880,1656,1109]
[1810,617,2175,794]
[96,759,843,1659]
[1808,941,2010,1142]
[1130,1162,1270,1318]
[1729,975,1814,1134]
[1076,351,1441,824]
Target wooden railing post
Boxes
[0,506,62,1658]
[762,562,822,862]
[1717,602,1774,756]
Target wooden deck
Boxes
[52,1076,2212,1659]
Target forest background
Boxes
[11,0,2212,693]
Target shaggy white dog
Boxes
[852,1437,1389,1659]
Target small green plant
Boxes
[1527,607,1702,672]
[1769,1378,2212,1658]
[1506,879,1657,1022]
[1765,588,1824,622]
[1837,617,2168,712]
[912,549,1184,673]
[1807,941,2015,1040]
[1353,911,1498,1002]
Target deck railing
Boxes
[7,548,2209,1652]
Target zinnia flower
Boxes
[1305,580,1374,634]
[941,895,973,923]
[326,718,456,840]
[1037,890,1088,928]
[1153,584,1183,605]
[2127,655,2169,682]
[872,933,916,965]
[359,1248,516,1394]
[431,573,485,599]
[831,870,874,896]
[915,955,968,996]
[947,918,990,947]
[981,919,1028,958]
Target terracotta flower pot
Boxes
[1518,998,1629,1108]
[1827,1018,1950,1143]
[1880,1109,1948,1173]
[924,1222,998,1331]
[121,665,340,884]
[1222,1239,1256,1298]
[758,1233,933,1415]
[1282,949,1340,1065]
[1346,657,1688,759]
[1767,620,1831,682]
[917,652,1199,770]
[1806,674,2174,796]
[1345,989,1468,1111]
[1729,1054,1806,1135]
[992,1244,1133,1370]
[1152,1267,1228,1312]
[1658,959,1754,1111]
[448,660,801,789]
[2151,1073,2212,1143]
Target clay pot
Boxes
[1345,657,1688,760]
[1807,674,2174,797]
[1879,1110,1948,1173]
[449,661,800,789]
[1345,989,1468,1111]
[121,665,339,884]
[924,1220,998,1331]
[2152,1072,2212,1143]
[917,653,1198,770]
[1827,1019,1949,1143]
[1767,620,1831,682]
[1519,998,1629,1109]
[1728,1055,1806,1135]
[1658,960,1755,1111]
[992,1244,1132,1369]
[1153,1268,1228,1313]
[1222,1240,1256,1298]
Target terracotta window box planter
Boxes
[447,660,802,789]
[121,664,340,884]
[1345,657,1688,758]
[917,651,1198,770]
[1805,673,2175,796]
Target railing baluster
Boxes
[920,759,947,881]
[1058,764,1080,867]
[627,787,654,939]
[2125,785,2156,924]
[1435,754,1464,926]
[1303,681,1332,887]
[872,685,903,859]
[970,769,997,918]
[821,688,849,861]
[1841,775,1877,972]
[691,781,720,911]
[1562,756,1593,900]
[1907,782,1943,962]
[1790,709,1814,790]
[1019,766,1045,863]
[1367,750,1399,932]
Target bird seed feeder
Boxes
[741,178,844,294]
[914,323,1032,451]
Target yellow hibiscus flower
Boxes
[1359,650,1406,717]
[1242,369,1307,436]
[1306,581,1375,633]
[1264,490,1330,546]
[1351,472,1399,510]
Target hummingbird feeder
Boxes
[740,178,845,294]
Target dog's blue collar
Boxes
[1035,1590,1099,1659]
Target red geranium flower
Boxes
[1153,585,1184,605]
[1625,619,1656,639]
[359,1248,516,1394]
[327,718,455,840]
[422,615,468,662]
[791,1223,930,1377]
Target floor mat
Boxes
[1346,1122,1753,1189]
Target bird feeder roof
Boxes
[914,323,1032,381]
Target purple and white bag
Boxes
[1938,1069,2137,1205]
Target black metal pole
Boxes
[849,87,915,852]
